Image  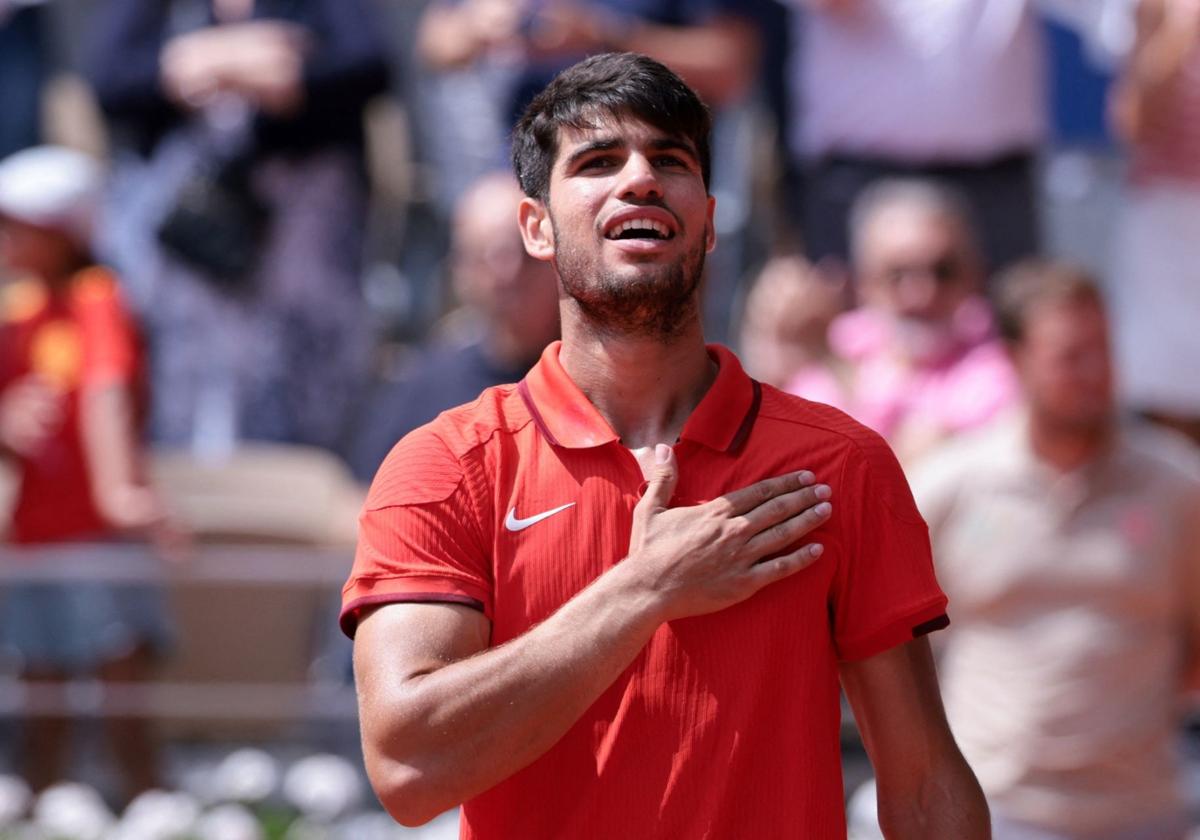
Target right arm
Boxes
[415,0,525,71]
[354,444,832,826]
[1111,0,1200,143]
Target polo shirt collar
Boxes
[519,341,760,451]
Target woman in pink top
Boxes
[785,178,1019,464]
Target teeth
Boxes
[608,218,671,239]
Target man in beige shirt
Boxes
[912,260,1200,840]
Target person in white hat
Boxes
[0,145,181,802]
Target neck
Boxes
[558,312,715,449]
[1027,411,1114,473]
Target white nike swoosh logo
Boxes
[505,503,575,532]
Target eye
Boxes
[654,154,689,168]
[579,155,617,171]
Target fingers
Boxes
[742,497,832,560]
[636,444,678,514]
[740,480,831,532]
[718,469,816,516]
[744,543,825,590]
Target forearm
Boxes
[621,18,759,105]
[81,385,159,530]
[416,7,492,70]
[359,562,664,825]
[876,754,990,840]
[1112,10,1196,142]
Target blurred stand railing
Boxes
[0,444,367,732]
[0,543,358,725]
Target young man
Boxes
[912,260,1200,840]
[344,53,988,838]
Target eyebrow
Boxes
[562,135,700,171]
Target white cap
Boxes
[0,146,103,246]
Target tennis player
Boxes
[344,53,988,838]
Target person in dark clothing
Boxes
[349,173,560,482]
[87,0,390,453]
[0,3,48,160]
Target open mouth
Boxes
[604,218,675,242]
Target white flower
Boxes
[193,803,264,840]
[209,749,279,803]
[0,774,31,826]
[32,782,114,840]
[282,755,362,821]
[846,778,884,840]
[109,789,200,840]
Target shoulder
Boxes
[758,383,893,463]
[68,267,133,321]
[71,266,121,300]
[0,278,49,325]
[757,383,923,514]
[365,383,531,509]
[1120,422,1200,492]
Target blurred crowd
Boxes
[0,0,1199,837]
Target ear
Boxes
[518,197,555,262]
[704,194,717,254]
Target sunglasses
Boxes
[881,255,963,286]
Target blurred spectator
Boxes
[0,146,177,802]
[787,0,1045,275]
[784,178,1018,463]
[87,0,389,455]
[1110,0,1200,445]
[912,259,1200,840]
[348,173,558,481]
[0,1,48,160]
[737,254,844,389]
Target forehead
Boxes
[867,207,964,253]
[1025,299,1107,347]
[553,113,697,163]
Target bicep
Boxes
[839,637,958,783]
[353,601,491,711]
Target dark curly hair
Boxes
[511,52,712,202]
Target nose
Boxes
[617,153,662,200]
[895,272,939,318]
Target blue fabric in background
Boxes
[1044,16,1115,149]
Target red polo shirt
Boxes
[343,341,948,839]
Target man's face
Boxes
[518,113,716,339]
[858,206,979,336]
[1014,299,1114,432]
[452,178,559,347]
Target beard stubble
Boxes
[551,217,707,341]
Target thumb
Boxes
[640,443,678,512]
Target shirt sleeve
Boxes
[74,270,139,388]
[340,427,493,638]
[829,430,949,661]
